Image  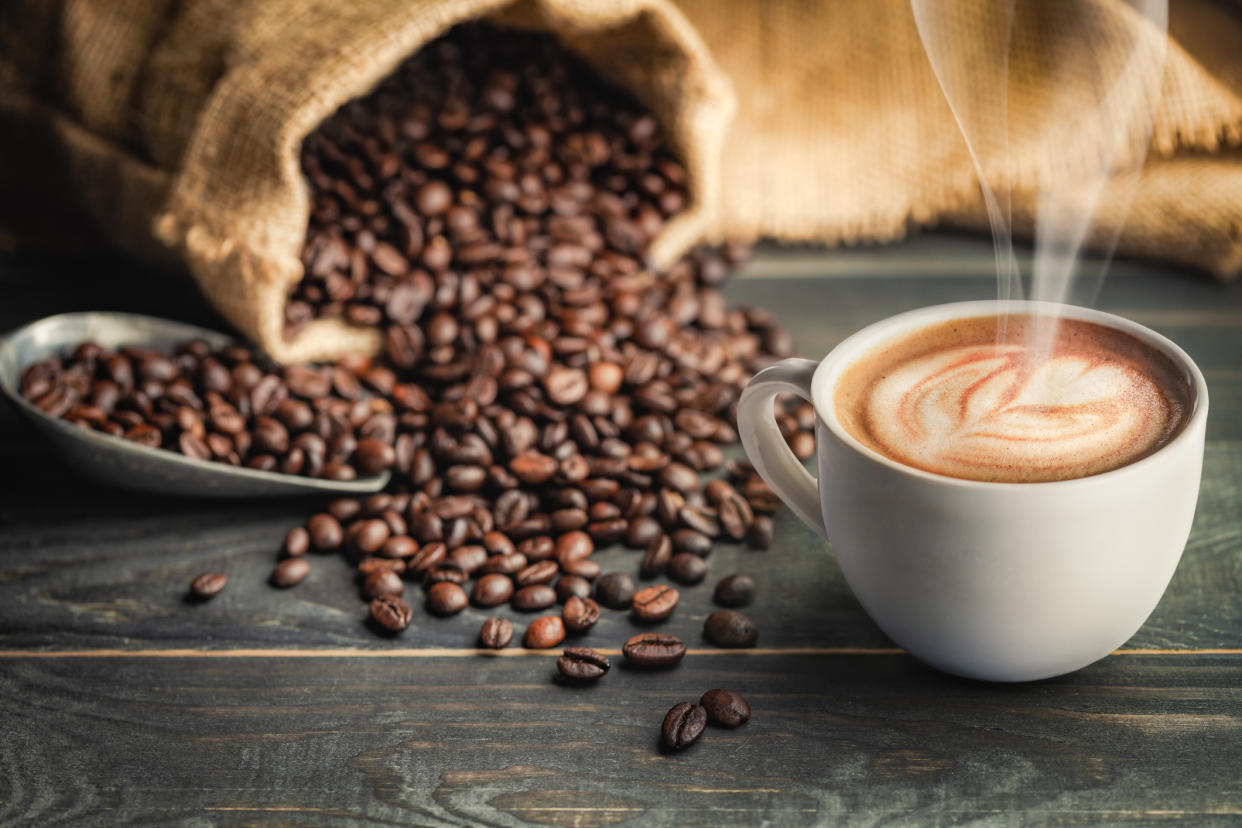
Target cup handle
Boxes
[736,358,827,538]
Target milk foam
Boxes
[854,334,1181,482]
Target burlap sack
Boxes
[674,0,1242,279]
[0,0,733,362]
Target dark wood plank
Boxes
[1,653,1239,825]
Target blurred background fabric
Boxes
[675,0,1242,279]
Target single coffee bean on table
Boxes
[562,596,601,633]
[661,702,707,751]
[746,515,774,551]
[622,632,686,668]
[426,581,468,616]
[704,609,759,648]
[713,573,756,608]
[512,584,557,612]
[270,558,311,588]
[555,574,592,603]
[639,535,672,579]
[362,569,405,599]
[479,617,513,649]
[470,573,514,607]
[556,647,611,683]
[189,572,227,600]
[370,595,413,633]
[700,689,751,727]
[595,571,637,610]
[524,615,566,649]
[283,527,310,557]
[631,585,680,621]
[667,553,708,585]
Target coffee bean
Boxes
[307,514,343,550]
[512,584,557,612]
[370,595,413,633]
[713,573,756,608]
[632,585,679,621]
[352,519,391,554]
[189,572,227,600]
[409,542,447,575]
[704,609,758,648]
[509,451,558,484]
[746,515,774,550]
[380,535,417,559]
[555,574,592,602]
[515,560,558,586]
[680,504,720,538]
[595,571,636,609]
[524,615,566,649]
[480,551,526,576]
[357,556,405,576]
[283,527,310,557]
[479,617,513,649]
[415,180,453,215]
[448,544,487,575]
[544,367,588,406]
[426,581,468,615]
[270,557,311,588]
[554,530,594,565]
[423,562,467,587]
[556,647,611,682]
[671,529,712,557]
[471,572,514,607]
[622,632,686,668]
[363,569,405,599]
[639,535,672,578]
[717,491,753,541]
[354,438,396,476]
[561,557,601,579]
[790,431,816,461]
[667,553,707,585]
[562,595,601,633]
[700,689,751,727]
[659,462,699,494]
[661,702,706,751]
[625,515,662,549]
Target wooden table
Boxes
[2,236,1239,825]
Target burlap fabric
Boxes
[674,0,1242,279]
[1,1,1239,364]
[0,0,733,362]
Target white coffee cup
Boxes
[737,300,1208,682]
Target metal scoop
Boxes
[0,312,390,498]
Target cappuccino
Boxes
[834,315,1191,483]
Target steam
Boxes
[911,0,1169,357]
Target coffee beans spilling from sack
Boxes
[23,22,815,753]
[287,22,692,343]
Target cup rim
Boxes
[808,300,1209,489]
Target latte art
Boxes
[834,315,1191,483]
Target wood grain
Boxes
[1,653,1239,825]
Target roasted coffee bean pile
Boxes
[21,21,819,756]
[18,340,400,481]
[288,21,695,341]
